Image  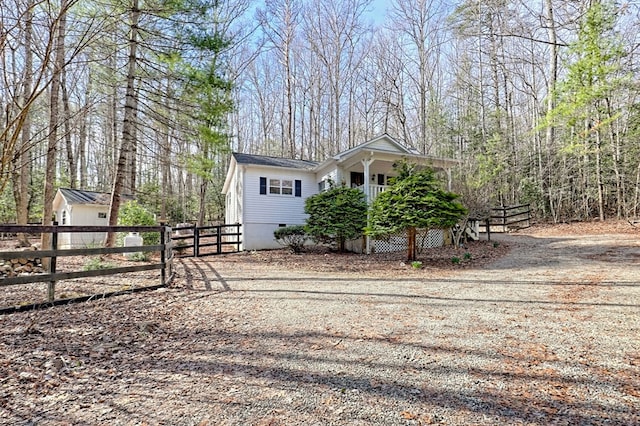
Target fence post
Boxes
[194,225,200,257]
[48,221,58,302]
[216,225,222,254]
[160,222,166,286]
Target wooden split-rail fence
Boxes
[0,222,241,313]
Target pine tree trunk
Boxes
[62,68,75,188]
[105,0,140,247]
[42,0,67,253]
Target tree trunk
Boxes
[105,0,140,247]
[407,226,417,261]
[198,180,207,226]
[42,0,67,253]
[544,0,558,221]
[595,127,605,221]
[13,0,34,247]
[78,74,90,188]
[62,66,75,188]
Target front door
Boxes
[350,172,365,187]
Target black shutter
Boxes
[295,180,302,197]
[259,177,267,194]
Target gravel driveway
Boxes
[1,230,639,425]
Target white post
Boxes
[362,156,374,254]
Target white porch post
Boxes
[362,156,374,254]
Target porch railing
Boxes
[356,184,388,202]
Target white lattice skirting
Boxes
[371,229,445,254]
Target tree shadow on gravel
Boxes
[174,258,640,309]
[240,286,640,309]
[2,300,638,425]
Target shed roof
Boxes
[232,152,318,170]
[57,188,133,206]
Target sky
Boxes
[368,0,390,24]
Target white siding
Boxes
[243,223,286,250]
[367,137,404,152]
[241,166,316,250]
[243,167,316,224]
[59,205,109,248]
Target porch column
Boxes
[362,157,373,203]
[362,156,374,254]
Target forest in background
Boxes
[1,0,639,230]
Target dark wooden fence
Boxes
[0,224,173,313]
[171,223,242,257]
[480,204,531,234]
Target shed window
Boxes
[98,212,107,219]
[61,210,67,225]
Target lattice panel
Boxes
[371,229,444,253]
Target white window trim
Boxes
[268,177,294,196]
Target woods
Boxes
[1,0,639,228]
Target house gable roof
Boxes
[332,134,414,161]
[232,152,318,170]
[55,188,133,207]
[222,153,318,194]
[314,134,428,172]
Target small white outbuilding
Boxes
[52,188,133,248]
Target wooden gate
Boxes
[477,204,531,235]
[171,224,242,257]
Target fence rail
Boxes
[171,223,242,257]
[478,204,531,235]
[0,223,173,313]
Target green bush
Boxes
[83,257,115,271]
[274,225,307,253]
[305,185,367,252]
[128,252,149,262]
[118,200,159,245]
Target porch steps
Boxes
[465,221,480,241]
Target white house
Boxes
[52,188,133,248]
[222,134,460,251]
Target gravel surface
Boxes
[1,224,639,425]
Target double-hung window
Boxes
[270,179,293,195]
[260,177,302,197]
